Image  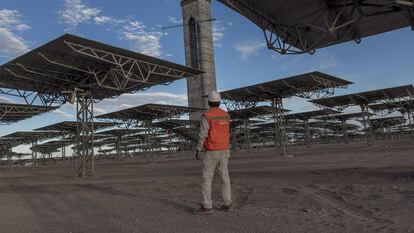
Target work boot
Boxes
[193,205,214,215]
[218,204,232,212]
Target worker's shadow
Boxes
[154,197,196,214]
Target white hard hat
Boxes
[208,90,221,102]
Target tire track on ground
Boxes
[301,185,395,232]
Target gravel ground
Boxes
[0,139,413,233]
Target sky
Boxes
[0,0,414,154]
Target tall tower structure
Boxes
[181,0,217,120]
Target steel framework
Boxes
[369,100,414,139]
[221,72,351,155]
[0,34,202,176]
[95,128,145,160]
[0,103,57,124]
[31,139,75,159]
[284,109,341,147]
[1,131,66,167]
[96,104,203,156]
[228,106,289,151]
[311,85,414,145]
[317,112,373,145]
[221,72,352,110]
[76,92,94,177]
[218,0,414,54]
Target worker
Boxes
[193,90,232,215]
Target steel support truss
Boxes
[222,99,257,112]
[30,40,198,93]
[225,0,414,54]
[223,75,347,112]
[0,85,67,107]
[76,92,94,177]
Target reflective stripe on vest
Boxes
[203,107,231,151]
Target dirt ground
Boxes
[1,139,413,233]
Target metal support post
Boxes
[231,125,238,151]
[360,104,373,146]
[342,119,349,145]
[272,98,287,156]
[243,118,251,152]
[7,155,11,168]
[304,119,311,148]
[143,120,152,159]
[31,141,38,168]
[61,146,66,160]
[116,135,122,160]
[323,120,328,144]
[408,108,414,140]
[76,92,94,177]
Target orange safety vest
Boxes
[203,107,231,151]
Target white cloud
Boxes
[15,24,30,31]
[123,20,146,31]
[0,9,30,58]
[273,50,339,73]
[120,20,167,57]
[42,92,190,122]
[167,16,182,24]
[93,107,106,115]
[233,40,265,60]
[58,0,167,57]
[51,109,75,119]
[0,28,29,58]
[283,96,319,113]
[59,0,101,31]
[47,103,76,120]
[212,21,226,48]
[0,95,16,103]
[48,103,108,119]
[95,92,188,114]
[93,15,112,24]
[0,9,30,31]
[121,31,166,57]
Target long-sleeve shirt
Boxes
[197,116,230,158]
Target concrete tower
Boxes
[181,0,217,120]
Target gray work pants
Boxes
[201,151,232,209]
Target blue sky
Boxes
[0,0,413,153]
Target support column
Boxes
[385,124,390,141]
[76,92,94,177]
[7,154,11,168]
[116,135,122,160]
[61,146,66,161]
[304,119,311,148]
[230,125,238,151]
[31,141,38,168]
[272,98,287,156]
[182,0,217,120]
[408,108,414,140]
[143,120,153,159]
[342,119,349,145]
[361,104,373,146]
[323,120,328,144]
[243,118,251,152]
